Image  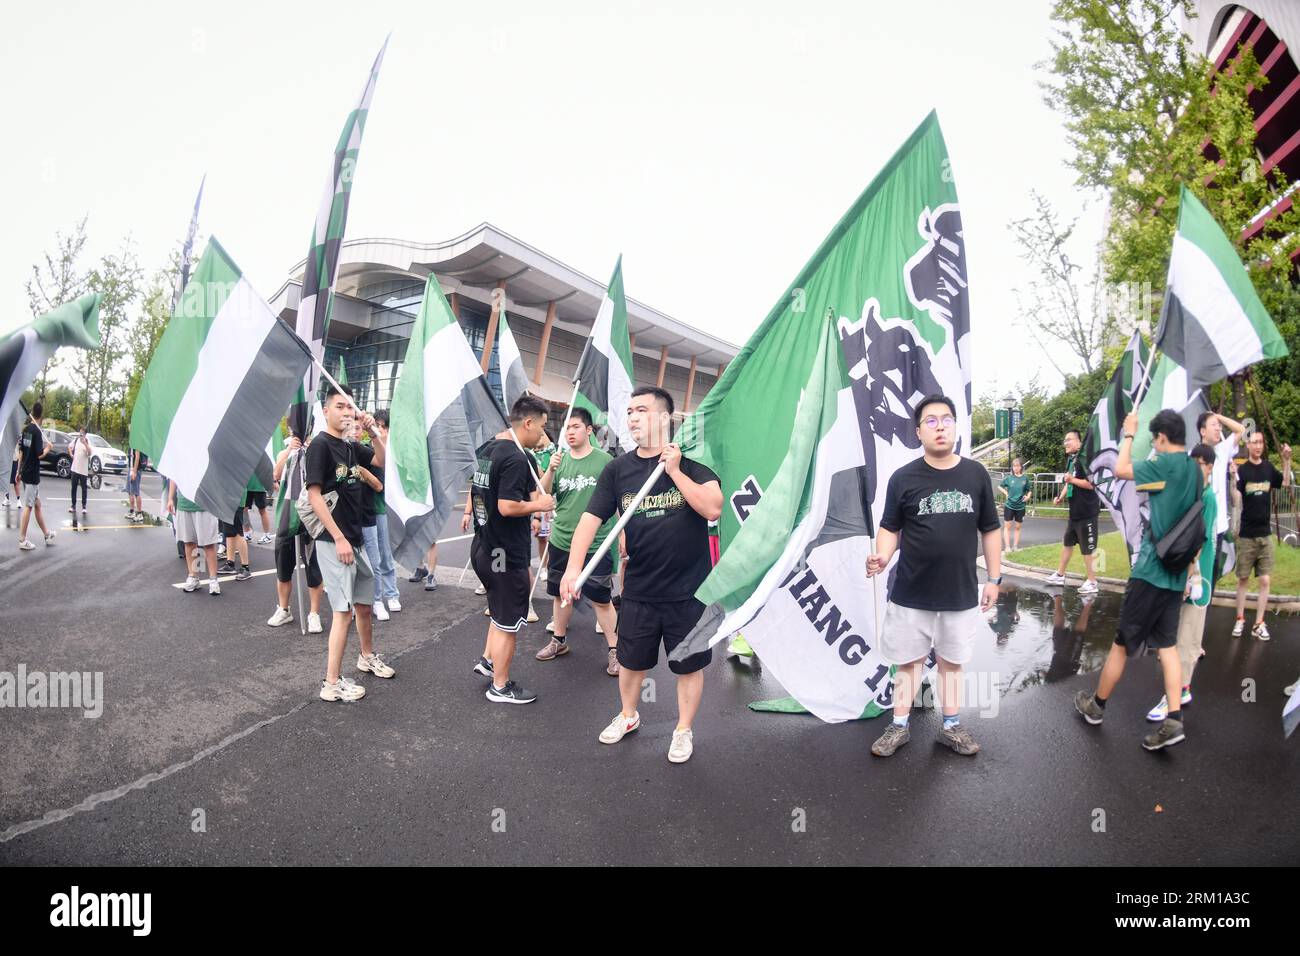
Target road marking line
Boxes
[171,567,279,589]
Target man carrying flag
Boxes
[866,395,1001,757]
[562,386,721,763]
[1045,428,1101,594]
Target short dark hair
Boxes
[373,409,389,428]
[324,382,353,402]
[568,407,594,429]
[510,394,549,424]
[1149,409,1186,445]
[1190,443,1216,467]
[1196,411,1214,433]
[1065,428,1082,441]
[913,394,956,428]
[31,402,43,420]
[631,385,674,417]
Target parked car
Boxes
[39,428,75,479]
[85,434,129,474]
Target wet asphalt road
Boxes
[0,477,1296,865]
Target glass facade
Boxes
[323,283,504,412]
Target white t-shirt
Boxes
[71,436,90,475]
[1210,433,1238,537]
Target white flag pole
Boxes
[527,379,584,605]
[563,460,666,607]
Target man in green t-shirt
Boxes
[997,458,1032,551]
[535,408,620,675]
[167,483,222,596]
[1075,409,1202,751]
[1147,442,1217,724]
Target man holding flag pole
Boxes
[561,386,721,764]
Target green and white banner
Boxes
[670,112,970,721]
[130,238,310,519]
[574,257,635,451]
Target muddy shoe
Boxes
[1142,718,1185,751]
[871,722,911,757]
[535,637,569,661]
[1074,690,1104,725]
[937,722,980,755]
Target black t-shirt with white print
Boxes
[19,423,43,485]
[585,450,720,603]
[304,432,375,548]
[470,438,539,571]
[1237,459,1283,539]
[879,455,1000,612]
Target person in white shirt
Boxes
[69,427,91,527]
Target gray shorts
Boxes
[19,484,40,508]
[316,538,375,613]
[879,602,982,666]
[176,509,220,547]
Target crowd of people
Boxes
[10,385,1299,764]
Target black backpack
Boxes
[1154,461,1206,572]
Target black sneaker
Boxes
[472,656,494,678]
[408,566,428,583]
[218,560,237,575]
[235,565,252,581]
[485,680,537,704]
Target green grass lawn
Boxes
[1006,530,1300,595]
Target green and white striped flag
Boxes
[0,294,101,435]
[496,309,530,411]
[385,275,506,568]
[669,112,970,722]
[288,37,388,438]
[1156,185,1288,389]
[573,257,635,451]
[130,238,311,519]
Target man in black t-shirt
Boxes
[561,386,722,764]
[305,383,389,703]
[470,395,553,705]
[865,395,1001,758]
[16,401,54,551]
[1045,429,1100,594]
[1232,430,1292,640]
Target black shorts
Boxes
[275,534,322,587]
[616,598,712,675]
[8,461,16,484]
[245,490,267,510]
[546,543,613,604]
[472,539,531,633]
[1115,578,1182,657]
[1003,506,1025,524]
[219,508,245,538]
[1063,516,1098,555]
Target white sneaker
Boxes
[209,579,221,596]
[183,575,199,592]
[1044,572,1066,586]
[599,711,640,744]
[668,728,695,763]
[320,675,366,702]
[1078,579,1099,595]
[267,606,294,627]
[44,531,56,546]
[595,621,604,635]
[387,598,402,612]
[373,602,391,622]
[1232,618,1245,637]
[538,568,548,583]
[217,544,226,557]
[527,605,539,623]
[258,533,273,545]
[357,652,395,678]
[545,619,555,633]
[17,538,35,551]
[474,584,487,595]
[1146,695,1169,722]
[307,612,323,634]
[483,607,491,616]
[1253,621,1271,641]
[1285,680,1298,696]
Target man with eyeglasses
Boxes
[866,395,1001,758]
[1044,429,1100,595]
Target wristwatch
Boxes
[988,575,1003,585]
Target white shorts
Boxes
[19,484,40,508]
[879,602,982,666]
[176,510,220,547]
[316,539,375,613]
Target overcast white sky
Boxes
[3,0,1108,401]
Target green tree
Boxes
[24,217,89,401]
[75,242,143,434]
[1011,365,1111,470]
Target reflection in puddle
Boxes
[977,582,1121,695]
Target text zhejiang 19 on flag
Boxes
[669,111,971,722]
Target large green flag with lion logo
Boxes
[670,111,971,721]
